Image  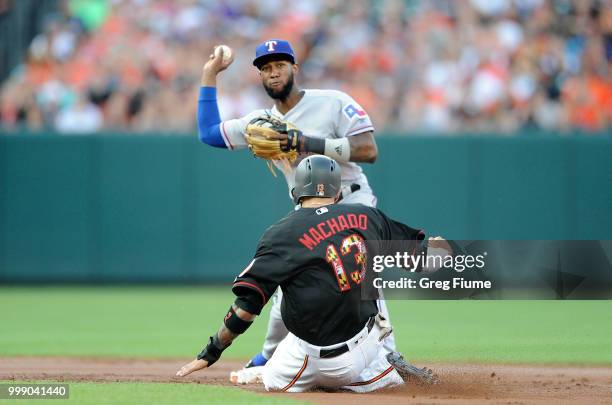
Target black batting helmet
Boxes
[292,155,341,204]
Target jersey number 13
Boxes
[325,234,366,292]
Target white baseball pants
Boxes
[262,320,403,392]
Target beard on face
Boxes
[263,71,294,100]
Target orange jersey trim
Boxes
[281,355,309,392]
[233,281,267,304]
[347,365,394,386]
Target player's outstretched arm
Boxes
[176,304,256,377]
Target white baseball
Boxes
[215,45,233,64]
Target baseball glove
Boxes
[245,114,302,163]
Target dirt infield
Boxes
[1,357,612,404]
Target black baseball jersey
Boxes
[232,203,424,346]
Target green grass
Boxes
[0,381,312,405]
[0,287,611,364]
[0,287,268,359]
[387,300,612,364]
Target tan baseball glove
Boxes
[245,114,302,163]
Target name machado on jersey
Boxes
[231,204,425,347]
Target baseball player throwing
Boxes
[177,156,442,392]
[197,39,394,371]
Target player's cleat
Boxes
[229,366,265,385]
[386,352,439,385]
[244,352,268,368]
[230,352,268,384]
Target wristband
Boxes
[324,137,351,162]
[196,334,229,366]
[302,136,325,154]
[300,136,351,163]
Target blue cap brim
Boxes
[253,53,296,69]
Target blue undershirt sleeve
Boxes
[197,86,227,148]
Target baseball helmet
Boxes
[292,155,341,204]
[253,39,296,69]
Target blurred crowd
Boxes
[0,0,610,135]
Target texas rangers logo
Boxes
[316,184,325,196]
[265,40,278,52]
[344,104,367,119]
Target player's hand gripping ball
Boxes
[215,45,233,65]
[204,44,234,73]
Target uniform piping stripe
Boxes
[347,365,394,386]
[220,121,234,149]
[281,355,309,392]
[233,281,267,303]
[346,125,374,136]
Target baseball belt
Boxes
[319,316,375,359]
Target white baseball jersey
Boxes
[219,89,376,201]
